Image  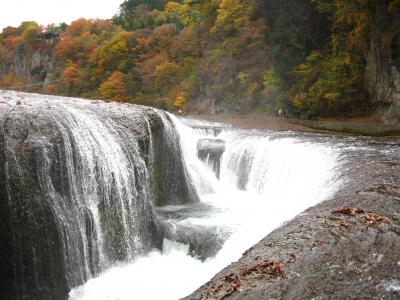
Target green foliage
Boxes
[1,0,398,118]
[93,31,136,73]
[114,0,172,30]
[264,0,330,85]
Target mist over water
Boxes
[70,116,340,300]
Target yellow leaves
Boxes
[0,71,16,87]
[291,92,308,110]
[154,61,181,88]
[310,0,334,12]
[323,92,341,101]
[174,95,186,109]
[19,22,40,41]
[99,71,127,102]
[247,82,259,96]
[165,1,181,12]
[237,72,248,84]
[212,0,254,35]
[93,31,134,72]
[163,0,203,26]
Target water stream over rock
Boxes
[0,91,351,300]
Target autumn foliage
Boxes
[0,0,399,117]
[99,71,128,102]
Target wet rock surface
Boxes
[156,203,229,261]
[0,91,196,300]
[184,136,400,300]
[166,224,227,261]
[197,139,225,178]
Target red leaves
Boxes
[240,261,284,279]
[205,261,284,299]
[333,207,389,227]
[333,207,365,216]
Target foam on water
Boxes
[70,116,340,300]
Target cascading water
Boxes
[69,116,340,299]
[0,91,192,299]
[0,91,341,300]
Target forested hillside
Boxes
[0,0,399,120]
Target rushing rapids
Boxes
[0,91,341,300]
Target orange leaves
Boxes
[174,95,186,109]
[0,71,16,87]
[205,261,284,299]
[67,18,93,37]
[333,207,390,227]
[152,24,177,50]
[63,63,81,88]
[99,71,128,102]
[43,84,58,95]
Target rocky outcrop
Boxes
[197,139,225,178]
[148,111,199,206]
[0,91,197,300]
[0,38,57,89]
[365,3,400,124]
[366,33,400,124]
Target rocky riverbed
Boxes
[184,134,400,299]
[195,114,400,136]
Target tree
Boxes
[114,0,170,30]
[92,31,136,73]
[63,63,81,95]
[212,0,254,35]
[154,61,181,89]
[99,71,128,102]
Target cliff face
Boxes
[366,2,400,124]
[0,37,57,89]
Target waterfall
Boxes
[0,91,194,299]
[69,116,340,300]
[0,91,340,300]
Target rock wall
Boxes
[0,91,197,299]
[0,38,57,88]
[366,2,400,124]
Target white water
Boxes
[70,117,340,300]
